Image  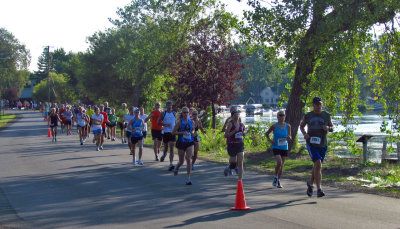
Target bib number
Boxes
[235,132,243,139]
[277,138,287,146]
[183,132,192,140]
[135,127,142,133]
[310,137,321,144]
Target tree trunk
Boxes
[211,101,216,129]
[131,66,145,107]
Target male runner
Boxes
[158,100,176,171]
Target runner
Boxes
[91,107,104,151]
[124,106,135,155]
[108,108,117,141]
[172,107,195,185]
[223,109,246,180]
[86,105,94,139]
[139,107,149,141]
[265,110,292,188]
[63,106,73,135]
[158,100,176,171]
[300,97,333,197]
[49,108,62,142]
[117,103,129,144]
[191,110,206,170]
[73,105,80,133]
[104,102,112,139]
[58,104,66,133]
[127,108,145,165]
[222,106,241,175]
[144,102,163,161]
[75,107,90,145]
[99,104,109,150]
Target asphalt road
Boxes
[0,111,399,229]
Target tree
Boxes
[32,72,75,103]
[0,28,30,97]
[110,0,223,107]
[241,0,400,148]
[168,22,245,128]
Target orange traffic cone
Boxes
[48,128,51,137]
[231,180,251,210]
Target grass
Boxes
[0,114,17,128]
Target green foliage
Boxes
[33,72,76,103]
[244,121,271,152]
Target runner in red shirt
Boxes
[99,104,109,150]
[144,102,163,161]
[58,104,66,133]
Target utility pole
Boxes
[46,46,50,104]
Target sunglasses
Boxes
[278,114,285,117]
[182,111,189,114]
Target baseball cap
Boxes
[312,97,322,104]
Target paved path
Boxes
[0,111,399,229]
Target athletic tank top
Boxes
[50,114,58,126]
[162,111,175,133]
[131,118,143,137]
[91,114,103,130]
[178,118,193,143]
[227,121,244,144]
[64,111,73,121]
[272,122,288,150]
[151,110,163,130]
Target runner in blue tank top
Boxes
[127,108,145,165]
[172,107,195,185]
[266,110,292,188]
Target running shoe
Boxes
[224,164,229,176]
[191,164,195,170]
[317,189,325,198]
[112,138,115,141]
[96,147,100,151]
[160,153,167,162]
[185,180,192,185]
[132,159,136,165]
[168,165,175,171]
[174,169,178,176]
[277,180,283,188]
[107,136,111,140]
[307,180,313,197]
[80,141,83,145]
[273,177,278,187]
[122,139,124,144]
[155,156,159,161]
[234,167,238,175]
[130,152,133,155]
[54,138,57,142]
[100,146,104,150]
[137,160,143,165]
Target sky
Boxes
[0,0,249,72]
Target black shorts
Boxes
[109,123,117,127]
[272,148,288,157]
[126,131,131,138]
[65,120,72,126]
[162,132,176,143]
[118,122,124,130]
[176,140,194,150]
[142,131,147,138]
[77,124,86,129]
[102,127,106,135]
[227,142,244,157]
[151,129,162,141]
[50,123,57,127]
[131,136,143,144]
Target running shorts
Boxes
[162,132,176,143]
[102,127,106,135]
[93,129,101,135]
[126,131,132,139]
[151,129,162,141]
[272,148,288,157]
[131,136,143,144]
[227,142,244,157]
[175,140,194,150]
[65,120,72,125]
[142,131,147,138]
[118,122,124,130]
[307,144,327,162]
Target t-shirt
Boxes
[304,111,331,148]
[100,111,108,128]
[86,109,95,118]
[109,114,117,125]
[140,114,148,132]
[58,109,66,120]
[124,114,135,132]
[151,110,163,130]
[91,114,103,130]
[116,109,129,123]
[63,110,73,121]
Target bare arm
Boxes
[265,124,276,144]
[172,120,181,135]
[287,124,292,140]
[144,113,153,122]
[300,117,309,140]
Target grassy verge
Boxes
[0,114,17,128]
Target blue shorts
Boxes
[307,144,327,163]
[93,129,102,135]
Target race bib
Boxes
[135,127,142,133]
[183,132,192,140]
[277,138,287,146]
[235,132,243,139]
[310,137,321,144]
